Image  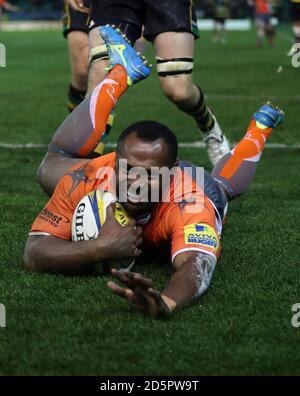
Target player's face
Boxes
[116,134,175,217]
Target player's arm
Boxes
[24,205,142,274]
[160,250,217,313]
[24,235,104,274]
[108,250,216,318]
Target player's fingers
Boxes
[126,272,154,289]
[106,203,116,219]
[127,217,137,229]
[111,269,136,288]
[107,281,133,300]
[147,288,162,303]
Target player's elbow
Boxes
[23,238,45,272]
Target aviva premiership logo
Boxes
[184,223,219,252]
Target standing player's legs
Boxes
[62,2,89,111]
[87,0,142,93]
[148,0,230,166]
[67,32,89,110]
[211,103,284,200]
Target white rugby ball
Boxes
[72,190,118,241]
[71,190,135,272]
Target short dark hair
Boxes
[117,120,178,164]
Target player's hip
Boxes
[88,0,199,42]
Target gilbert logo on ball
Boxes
[0,44,6,68]
[0,304,6,328]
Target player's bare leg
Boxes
[211,103,285,199]
[38,27,151,196]
[67,31,89,112]
[87,27,108,94]
[153,31,230,165]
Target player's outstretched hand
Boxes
[107,269,172,319]
[66,0,90,13]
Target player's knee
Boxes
[23,241,39,272]
[37,153,55,196]
[161,80,193,106]
[37,163,48,195]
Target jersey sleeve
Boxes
[166,200,221,262]
[30,173,84,240]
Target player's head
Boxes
[115,120,178,217]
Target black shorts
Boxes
[89,0,199,42]
[62,1,89,38]
[291,2,300,22]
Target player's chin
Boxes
[122,200,153,217]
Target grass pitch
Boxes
[0,28,299,376]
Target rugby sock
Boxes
[67,84,86,113]
[182,86,215,132]
[90,112,115,157]
[211,119,273,199]
[78,64,128,157]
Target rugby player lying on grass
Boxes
[23,26,284,319]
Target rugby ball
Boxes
[71,190,135,272]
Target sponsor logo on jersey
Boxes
[184,223,219,252]
[38,207,69,227]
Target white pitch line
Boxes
[206,94,300,101]
[0,142,299,149]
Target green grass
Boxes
[0,28,300,376]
